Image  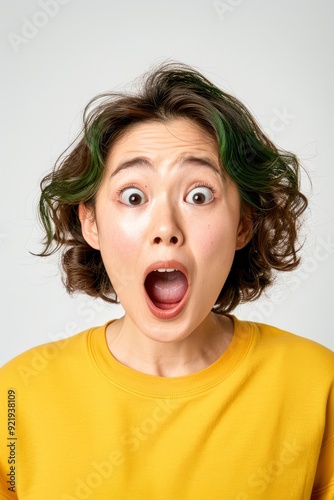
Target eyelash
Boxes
[191,182,216,195]
[116,183,142,197]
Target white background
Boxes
[1,0,333,366]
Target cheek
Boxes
[97,215,145,290]
[99,213,142,255]
[193,219,237,263]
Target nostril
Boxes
[153,235,179,244]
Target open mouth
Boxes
[144,268,189,312]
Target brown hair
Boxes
[38,62,308,313]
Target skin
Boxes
[79,118,252,377]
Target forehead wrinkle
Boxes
[109,153,224,180]
[107,118,223,179]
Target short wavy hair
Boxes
[38,62,307,314]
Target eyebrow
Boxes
[180,155,221,175]
[109,157,153,179]
[109,155,222,179]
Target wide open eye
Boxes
[185,186,214,205]
[120,187,147,206]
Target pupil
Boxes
[193,193,204,204]
[130,194,141,205]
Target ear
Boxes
[235,208,253,250]
[78,203,100,250]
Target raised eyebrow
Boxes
[109,157,153,178]
[179,155,222,176]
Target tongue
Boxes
[145,270,188,307]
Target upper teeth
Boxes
[155,268,176,272]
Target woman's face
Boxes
[80,118,251,343]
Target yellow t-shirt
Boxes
[0,316,333,499]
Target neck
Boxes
[105,313,234,377]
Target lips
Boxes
[144,261,189,319]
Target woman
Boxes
[1,62,333,499]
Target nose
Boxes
[149,203,184,246]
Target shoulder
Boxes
[258,320,332,357]
[0,323,106,389]
[234,316,334,380]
